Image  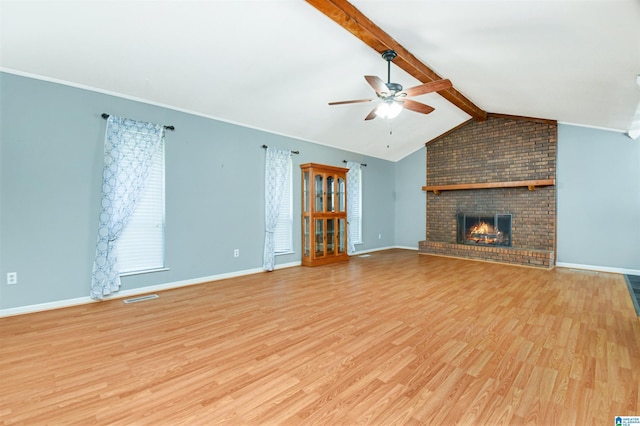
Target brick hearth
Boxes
[419,115,557,268]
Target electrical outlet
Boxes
[7,272,17,285]
[378,234,382,240]
[233,249,240,258]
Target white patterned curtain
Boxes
[346,161,361,255]
[263,147,291,271]
[91,116,165,299]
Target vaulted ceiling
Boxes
[1,0,639,161]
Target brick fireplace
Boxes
[418,114,557,268]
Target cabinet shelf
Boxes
[422,179,555,195]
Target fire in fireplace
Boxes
[457,213,512,247]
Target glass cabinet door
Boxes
[326,175,335,212]
[303,171,310,213]
[315,219,324,257]
[314,174,323,212]
[337,218,346,254]
[337,177,345,212]
[326,219,335,254]
[303,216,310,257]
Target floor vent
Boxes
[123,294,159,304]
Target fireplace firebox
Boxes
[457,213,512,247]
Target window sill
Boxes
[275,251,295,256]
[120,267,170,277]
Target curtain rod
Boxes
[101,113,175,131]
[262,144,299,154]
[343,160,367,167]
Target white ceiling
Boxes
[1,0,639,161]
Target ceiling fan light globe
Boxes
[375,102,403,119]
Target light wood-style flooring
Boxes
[2,249,639,425]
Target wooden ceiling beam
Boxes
[305,0,487,121]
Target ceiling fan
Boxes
[329,49,452,120]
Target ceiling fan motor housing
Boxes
[385,82,403,93]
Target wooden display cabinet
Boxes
[300,163,349,266]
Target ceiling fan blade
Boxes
[328,98,374,106]
[402,99,435,115]
[400,79,452,97]
[364,75,389,96]
[364,106,378,121]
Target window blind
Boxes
[274,157,293,253]
[117,139,165,274]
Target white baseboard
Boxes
[556,262,640,276]
[354,247,387,255]
[353,245,413,255]
[0,296,97,318]
[393,245,419,251]
[0,261,301,318]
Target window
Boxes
[274,156,293,254]
[349,167,363,245]
[117,138,165,274]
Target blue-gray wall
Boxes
[557,124,640,271]
[0,72,395,310]
[395,146,426,248]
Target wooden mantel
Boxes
[422,179,555,195]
